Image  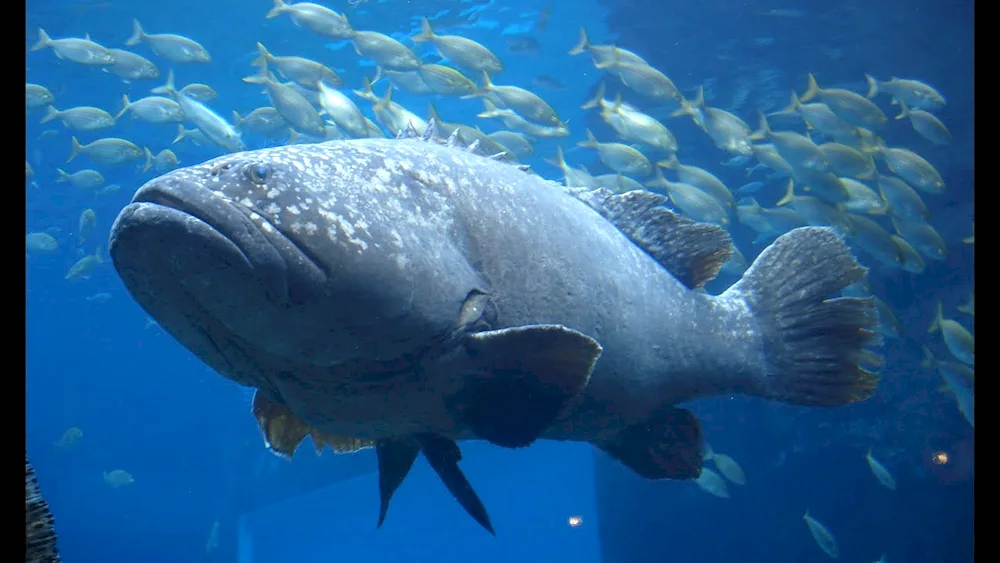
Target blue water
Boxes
[25,0,973,562]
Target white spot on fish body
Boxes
[389,229,403,248]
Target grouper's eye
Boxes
[245,163,272,185]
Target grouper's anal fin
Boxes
[374,434,495,535]
[448,324,603,449]
[569,187,734,289]
[599,406,704,480]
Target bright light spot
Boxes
[568,515,583,527]
[932,451,950,465]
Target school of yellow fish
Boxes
[25,1,972,560]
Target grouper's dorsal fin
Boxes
[252,390,373,457]
[397,119,522,166]
[569,187,734,289]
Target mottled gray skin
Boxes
[109,137,764,449]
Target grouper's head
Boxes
[109,140,478,387]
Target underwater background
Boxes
[25,0,974,562]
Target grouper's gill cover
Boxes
[109,122,883,535]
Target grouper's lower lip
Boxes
[112,179,291,304]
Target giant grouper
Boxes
[108,123,881,534]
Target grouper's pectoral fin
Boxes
[375,434,495,535]
[448,324,603,449]
[598,406,704,480]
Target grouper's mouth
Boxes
[119,178,293,302]
[109,178,329,366]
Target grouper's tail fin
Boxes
[725,226,882,406]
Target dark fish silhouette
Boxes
[26,455,61,563]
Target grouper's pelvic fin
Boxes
[725,226,883,406]
[376,435,495,536]
[568,187,734,289]
[27,454,61,563]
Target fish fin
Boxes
[39,105,59,124]
[864,74,879,99]
[670,85,705,118]
[31,28,51,51]
[723,227,882,406]
[125,19,144,47]
[448,324,601,449]
[599,406,703,480]
[775,179,795,206]
[415,434,495,535]
[252,42,270,67]
[769,91,803,118]
[928,301,944,333]
[251,390,310,457]
[26,455,61,563]
[171,124,186,144]
[749,111,771,141]
[265,0,286,18]
[895,99,911,120]
[140,146,153,173]
[800,73,821,102]
[150,69,175,96]
[374,438,420,528]
[115,94,132,121]
[568,27,590,56]
[309,429,373,454]
[568,187,733,289]
[413,16,435,42]
[578,128,598,148]
[581,81,606,110]
[67,136,83,163]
